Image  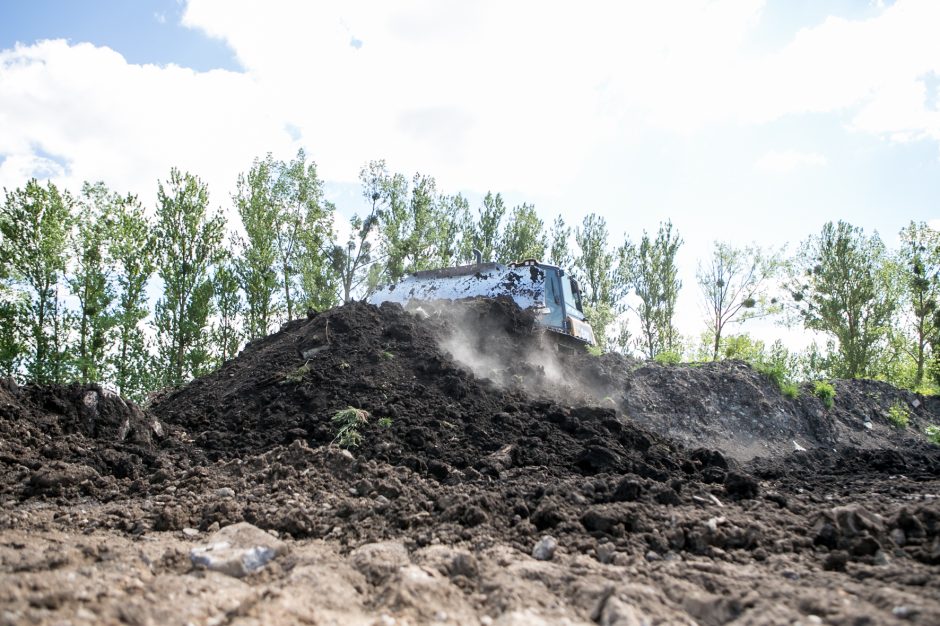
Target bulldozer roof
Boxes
[411,262,503,280]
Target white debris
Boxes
[532,536,557,561]
[189,522,287,578]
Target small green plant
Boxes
[780,381,800,399]
[926,425,940,444]
[754,360,799,398]
[378,416,393,428]
[887,401,910,429]
[653,350,682,365]
[284,362,311,383]
[754,361,786,388]
[380,351,395,360]
[813,381,836,409]
[585,344,604,357]
[331,406,370,448]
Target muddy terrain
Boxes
[1,299,939,625]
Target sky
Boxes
[1,0,939,349]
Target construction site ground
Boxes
[2,298,939,625]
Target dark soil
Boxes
[2,298,940,625]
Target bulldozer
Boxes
[368,251,597,347]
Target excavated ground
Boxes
[1,299,940,625]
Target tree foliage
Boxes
[234,154,280,339]
[697,242,779,360]
[789,221,896,379]
[69,182,117,383]
[497,204,546,262]
[625,221,683,359]
[153,168,225,387]
[897,222,940,386]
[108,192,155,400]
[0,180,73,383]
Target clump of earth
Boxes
[1,298,939,625]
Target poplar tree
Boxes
[212,256,243,365]
[69,182,117,383]
[898,222,940,386]
[0,180,73,383]
[376,170,439,281]
[549,215,573,269]
[281,150,336,313]
[109,192,155,399]
[435,193,469,267]
[273,149,334,318]
[0,275,25,378]
[626,220,683,359]
[574,213,622,349]
[153,168,224,387]
[234,154,280,339]
[464,192,506,262]
[498,204,547,262]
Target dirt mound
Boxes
[4,300,940,624]
[152,299,698,484]
[0,378,189,500]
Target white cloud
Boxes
[754,150,828,173]
[2,0,940,214]
[0,40,295,216]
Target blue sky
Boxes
[1,0,939,346]
[0,0,238,70]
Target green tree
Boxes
[789,221,896,379]
[234,154,280,339]
[0,287,26,378]
[69,182,118,383]
[898,222,940,386]
[574,213,629,351]
[153,168,225,387]
[278,150,336,313]
[212,257,243,365]
[375,169,460,281]
[463,191,506,262]
[0,180,73,383]
[697,242,779,360]
[548,215,573,269]
[109,192,155,400]
[626,221,683,359]
[334,161,385,302]
[434,193,469,267]
[497,203,546,262]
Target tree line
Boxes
[1,150,937,399]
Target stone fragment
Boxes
[189,522,287,578]
[532,535,557,561]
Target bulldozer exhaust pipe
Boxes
[472,249,483,265]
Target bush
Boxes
[654,350,682,365]
[585,344,604,357]
[887,402,910,429]
[926,425,940,445]
[754,361,786,388]
[780,381,800,399]
[331,406,370,448]
[813,381,836,409]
